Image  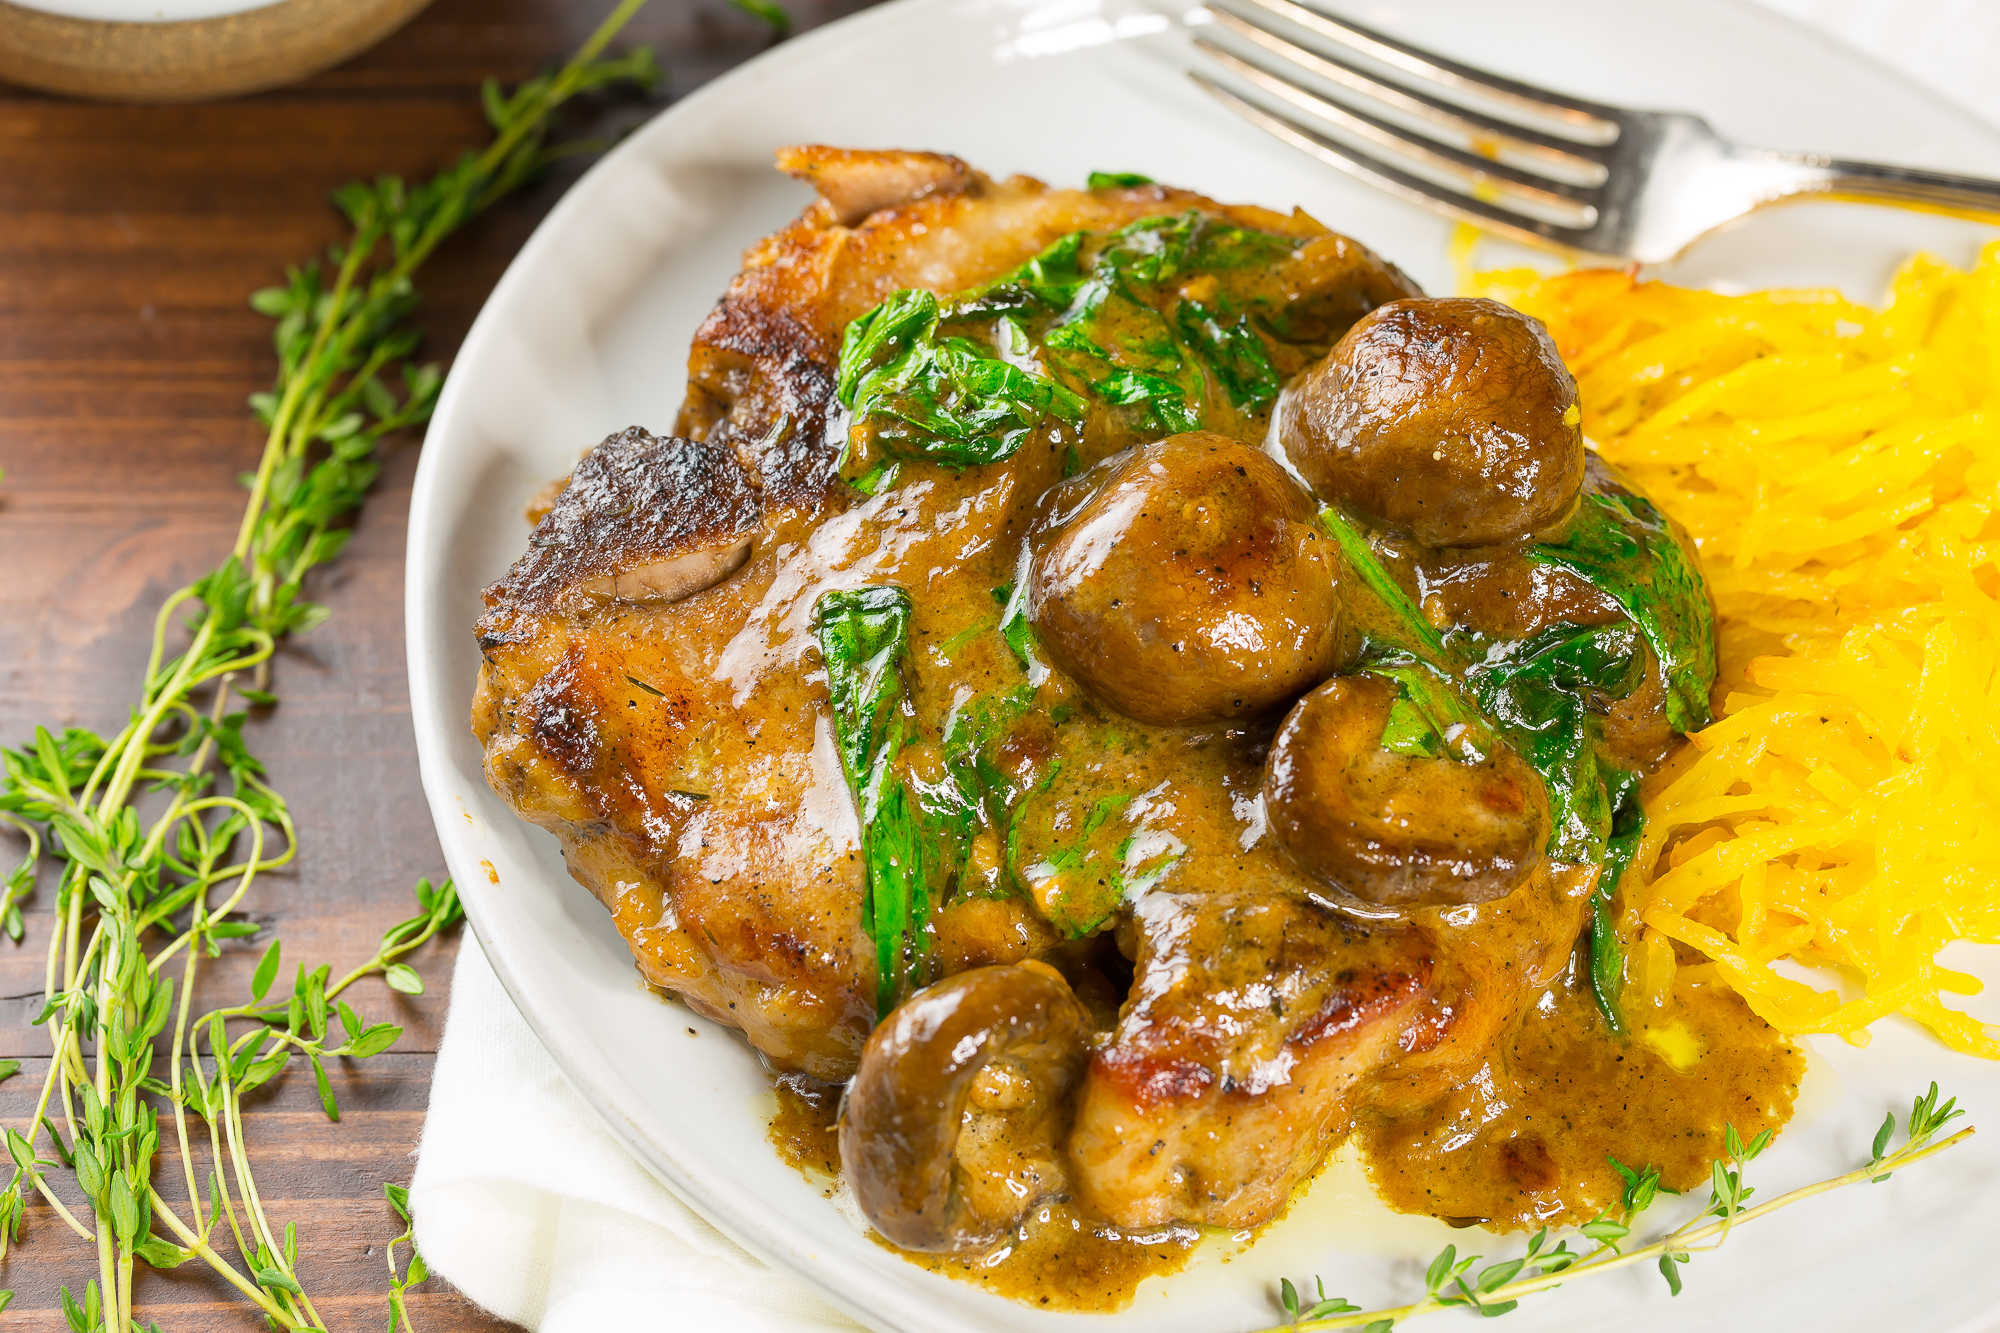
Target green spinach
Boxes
[1009,784,1143,938]
[816,585,914,819]
[1470,621,1643,861]
[834,210,1307,479]
[1467,622,1654,1037]
[1318,506,1688,1035]
[1526,492,1716,733]
[814,586,931,1015]
[1175,299,1283,411]
[835,288,1085,470]
[817,582,1067,1010]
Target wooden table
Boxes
[0,0,872,1325]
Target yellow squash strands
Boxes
[1472,249,2000,1059]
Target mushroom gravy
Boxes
[477,149,1784,1308]
[768,962,1799,1309]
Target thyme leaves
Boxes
[0,7,658,1329]
[1267,1092,1972,1332]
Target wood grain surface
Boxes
[0,0,874,1325]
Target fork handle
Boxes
[1781,153,2000,219]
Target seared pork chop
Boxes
[473,147,1698,1252]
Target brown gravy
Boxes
[766,955,1799,1309]
[769,1073,842,1181]
[1360,963,1801,1229]
[891,1202,1197,1311]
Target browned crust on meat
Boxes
[675,303,844,511]
[775,144,976,226]
[1070,893,1436,1226]
[472,148,1434,1099]
[477,426,760,626]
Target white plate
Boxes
[405,2,2000,1329]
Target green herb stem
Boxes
[146,1185,303,1328]
[0,10,655,1327]
[1264,1111,1971,1333]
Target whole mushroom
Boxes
[1027,431,1343,727]
[1276,297,1585,548]
[1263,675,1549,912]
[839,963,1095,1252]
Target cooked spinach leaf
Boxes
[1175,299,1282,411]
[1320,510,1494,759]
[979,230,1089,310]
[835,287,931,405]
[1033,214,1215,430]
[1116,819,1186,897]
[1087,170,1154,189]
[1317,506,1451,662]
[942,684,1031,807]
[992,578,1049,682]
[1011,786,1138,937]
[836,208,1304,478]
[1526,492,1716,733]
[1107,211,1201,282]
[1074,366,1204,432]
[816,585,914,816]
[1188,221,1299,272]
[1592,769,1645,1038]
[850,459,900,496]
[1042,267,1201,432]
[815,586,930,1015]
[835,288,1084,470]
[861,782,927,1017]
[1355,645,1493,761]
[835,210,1309,477]
[1321,507,1677,1032]
[1378,682,1446,758]
[1469,621,1643,861]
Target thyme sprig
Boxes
[729,0,794,36]
[1269,1086,1972,1332]
[384,1182,429,1333]
[0,5,659,1327]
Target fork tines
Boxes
[1191,0,1626,251]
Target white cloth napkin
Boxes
[410,935,860,1331]
[408,4,1998,1327]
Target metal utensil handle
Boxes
[1807,155,2000,218]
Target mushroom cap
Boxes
[1277,297,1585,548]
[1263,675,1549,912]
[1028,431,1343,727]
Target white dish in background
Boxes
[404,1,2000,1329]
[5,0,278,17]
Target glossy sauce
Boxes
[767,964,1800,1308]
[487,190,1797,1307]
[770,978,1803,1269]
[1360,968,1801,1228]
[893,1202,1197,1311]
[768,1074,1195,1308]
[769,1073,842,1181]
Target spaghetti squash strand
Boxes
[1477,247,2000,1060]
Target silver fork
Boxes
[1189,0,2000,263]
